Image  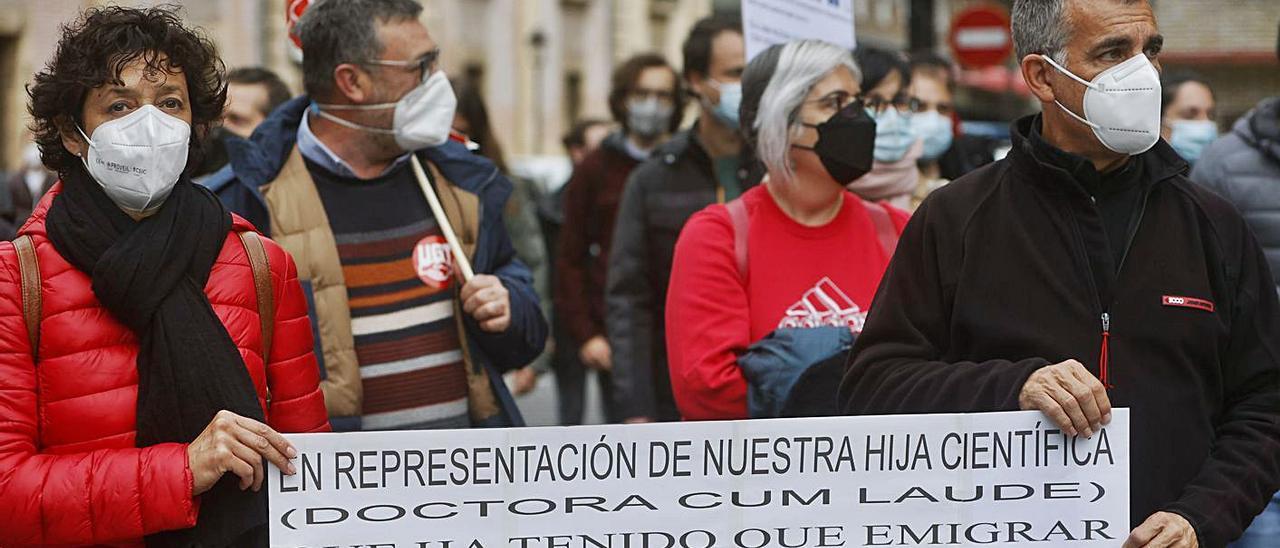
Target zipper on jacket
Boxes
[1066,205,1112,389]
[1099,312,1112,388]
[1096,184,1153,390]
[1115,185,1152,276]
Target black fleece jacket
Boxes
[842,115,1280,547]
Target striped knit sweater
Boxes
[308,158,469,430]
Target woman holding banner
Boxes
[665,40,908,421]
[0,6,329,547]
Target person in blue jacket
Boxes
[203,0,545,431]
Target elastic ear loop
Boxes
[75,125,93,166]
[1039,54,1102,130]
[314,101,398,111]
[309,103,396,135]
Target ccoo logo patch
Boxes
[1162,295,1214,313]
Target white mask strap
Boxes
[316,70,440,111]
[313,101,398,111]
[1040,55,1103,130]
[312,107,395,135]
[75,125,96,168]
[1053,99,1101,130]
[1040,54,1098,90]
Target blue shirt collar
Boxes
[296,107,412,179]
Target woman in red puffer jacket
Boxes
[0,6,329,547]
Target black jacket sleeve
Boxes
[606,171,656,419]
[840,193,1050,414]
[1164,218,1280,548]
[0,177,16,241]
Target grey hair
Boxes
[295,0,424,100]
[1012,0,1145,64]
[753,40,861,183]
[1011,0,1070,64]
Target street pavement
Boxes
[506,370,608,427]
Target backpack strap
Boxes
[239,231,275,361]
[12,232,277,366]
[862,200,899,258]
[14,235,41,361]
[726,198,750,284]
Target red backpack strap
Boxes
[726,198,750,284]
[862,200,899,258]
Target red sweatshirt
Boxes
[665,184,908,420]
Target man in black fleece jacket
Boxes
[842,1,1280,547]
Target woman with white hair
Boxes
[665,40,909,421]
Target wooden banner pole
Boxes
[410,155,475,282]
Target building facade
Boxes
[0,0,712,171]
[423,0,711,156]
[0,0,1274,170]
[1155,0,1280,126]
[862,0,1280,128]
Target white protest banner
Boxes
[270,410,1128,548]
[742,0,857,60]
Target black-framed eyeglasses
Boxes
[864,94,922,115]
[805,91,865,113]
[364,48,442,81]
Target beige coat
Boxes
[262,147,501,422]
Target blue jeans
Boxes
[1233,492,1280,547]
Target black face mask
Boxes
[192,126,232,179]
[793,102,877,184]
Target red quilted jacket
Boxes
[0,185,331,546]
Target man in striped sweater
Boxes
[206,0,546,430]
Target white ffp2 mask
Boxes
[78,104,191,215]
[1042,52,1162,155]
[315,70,458,151]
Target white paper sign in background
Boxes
[270,411,1129,548]
[742,0,857,60]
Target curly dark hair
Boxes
[27,5,226,177]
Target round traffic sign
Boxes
[948,6,1014,69]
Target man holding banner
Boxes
[842,0,1280,547]
[206,0,547,432]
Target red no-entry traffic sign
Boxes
[948,6,1014,69]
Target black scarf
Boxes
[46,169,268,547]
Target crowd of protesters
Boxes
[2,0,1280,546]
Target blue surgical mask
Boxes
[627,97,674,139]
[707,79,741,130]
[870,108,916,163]
[1168,119,1218,164]
[911,110,954,161]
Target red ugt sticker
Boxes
[413,235,454,289]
